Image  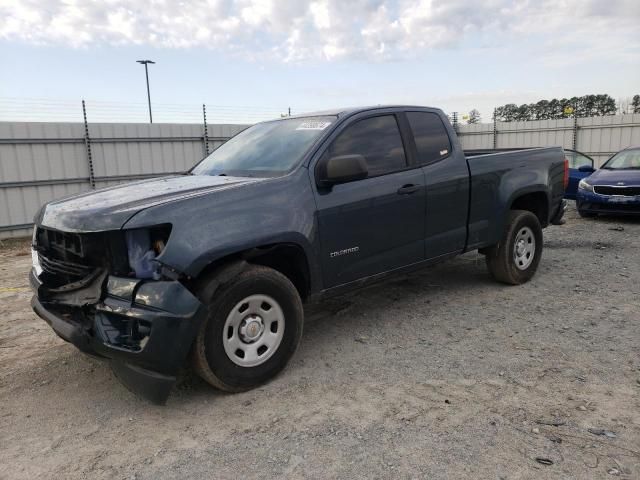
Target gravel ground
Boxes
[1,203,639,480]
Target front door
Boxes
[313,114,426,288]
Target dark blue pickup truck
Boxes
[30,106,567,403]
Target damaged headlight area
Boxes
[125,225,172,279]
[31,224,175,353]
[31,224,173,290]
[30,223,206,404]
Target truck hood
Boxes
[38,174,260,232]
[588,169,640,186]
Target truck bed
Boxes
[464,147,566,251]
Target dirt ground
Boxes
[1,203,639,480]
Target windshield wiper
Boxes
[218,172,256,178]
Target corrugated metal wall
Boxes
[457,114,640,167]
[0,122,247,238]
[2,114,639,238]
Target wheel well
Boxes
[194,244,311,301]
[249,244,310,300]
[510,192,548,226]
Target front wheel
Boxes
[192,265,303,392]
[485,210,543,285]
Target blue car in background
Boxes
[576,147,640,217]
[564,149,596,200]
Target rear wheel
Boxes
[192,265,303,392]
[485,210,543,285]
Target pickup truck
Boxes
[30,106,567,403]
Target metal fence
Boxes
[454,113,640,167]
[0,97,289,125]
[0,120,247,238]
[2,110,640,238]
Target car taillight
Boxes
[563,158,569,190]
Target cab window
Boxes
[324,115,407,177]
[406,112,452,164]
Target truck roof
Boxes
[289,105,439,119]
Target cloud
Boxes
[0,0,638,63]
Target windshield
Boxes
[192,116,336,177]
[602,149,640,170]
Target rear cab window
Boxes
[406,112,452,164]
[322,115,407,177]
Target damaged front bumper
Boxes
[30,268,207,404]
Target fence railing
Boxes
[0,97,289,124]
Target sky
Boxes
[1,0,639,123]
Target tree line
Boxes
[463,94,639,124]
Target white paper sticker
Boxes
[296,121,332,131]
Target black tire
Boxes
[550,199,566,225]
[192,265,303,392]
[485,210,543,285]
[577,208,596,218]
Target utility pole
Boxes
[136,60,155,123]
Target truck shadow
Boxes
[304,254,491,325]
[172,254,496,404]
[13,253,497,407]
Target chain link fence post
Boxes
[493,108,498,149]
[81,100,96,189]
[572,109,578,151]
[202,103,210,155]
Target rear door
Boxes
[405,111,470,259]
[313,113,426,288]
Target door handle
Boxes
[397,184,420,195]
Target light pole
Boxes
[136,60,155,123]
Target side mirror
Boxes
[578,165,595,173]
[317,154,368,187]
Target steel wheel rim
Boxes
[513,226,536,270]
[223,294,285,367]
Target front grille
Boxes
[34,227,129,289]
[35,228,102,288]
[46,229,84,257]
[594,185,640,196]
[38,252,94,279]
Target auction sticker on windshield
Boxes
[296,121,332,130]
